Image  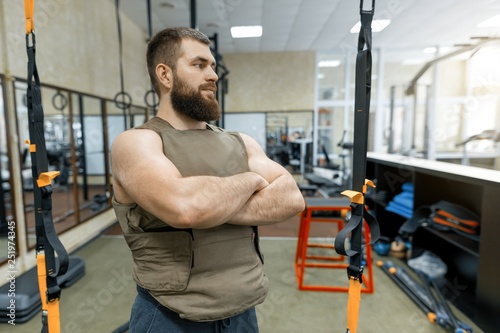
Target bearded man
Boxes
[111,27,305,333]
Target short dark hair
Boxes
[147,27,211,96]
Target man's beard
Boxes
[170,73,221,122]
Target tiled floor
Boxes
[10,236,485,333]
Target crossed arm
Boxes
[228,133,305,226]
[111,129,305,229]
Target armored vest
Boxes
[112,117,268,322]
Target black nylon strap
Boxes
[431,200,480,221]
[26,33,69,300]
[398,205,432,238]
[399,201,480,242]
[334,203,380,257]
[334,0,379,263]
[351,3,373,193]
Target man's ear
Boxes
[156,64,173,91]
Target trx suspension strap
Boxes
[334,1,379,332]
[24,1,69,332]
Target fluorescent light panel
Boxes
[318,60,341,67]
[230,25,263,38]
[478,14,500,27]
[350,19,391,33]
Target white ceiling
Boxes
[116,0,500,62]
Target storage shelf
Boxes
[421,225,479,257]
[367,152,500,333]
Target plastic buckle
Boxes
[41,310,48,325]
[46,286,61,302]
[347,264,364,284]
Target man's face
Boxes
[170,39,220,122]
[170,70,220,122]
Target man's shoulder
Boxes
[117,127,157,139]
[112,128,161,151]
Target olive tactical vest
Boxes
[112,117,268,322]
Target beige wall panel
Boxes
[438,60,466,97]
[223,51,315,112]
[1,0,148,106]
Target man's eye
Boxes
[194,63,203,68]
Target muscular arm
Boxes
[228,133,305,226]
[111,129,268,229]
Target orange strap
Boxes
[346,277,362,333]
[47,298,61,333]
[24,0,35,34]
[436,210,479,228]
[37,253,61,333]
[36,253,47,312]
[433,217,478,234]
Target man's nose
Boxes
[207,67,218,82]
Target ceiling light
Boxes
[478,14,500,27]
[318,60,341,67]
[230,26,263,38]
[350,19,391,33]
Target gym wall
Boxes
[223,51,316,113]
[0,0,148,104]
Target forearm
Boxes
[228,175,305,226]
[143,171,268,229]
